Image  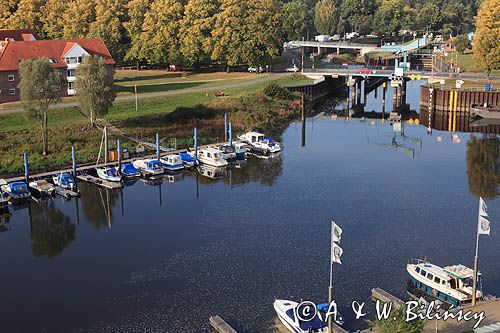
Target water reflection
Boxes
[467,136,500,199]
[80,183,119,229]
[29,200,75,258]
[420,106,500,134]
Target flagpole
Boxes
[328,225,333,333]
[472,198,481,306]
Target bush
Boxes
[263,83,291,100]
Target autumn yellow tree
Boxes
[40,0,68,39]
[63,0,96,38]
[89,0,128,60]
[137,0,183,65]
[180,0,219,68]
[473,0,500,76]
[314,0,338,35]
[0,0,19,29]
[6,0,44,35]
[124,0,150,66]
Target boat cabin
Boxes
[199,148,224,161]
[146,160,162,171]
[244,132,265,143]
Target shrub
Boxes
[263,83,291,100]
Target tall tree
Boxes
[89,0,128,60]
[314,0,338,36]
[0,0,20,29]
[63,0,96,38]
[282,0,311,40]
[75,56,116,126]
[40,0,68,39]
[6,0,45,36]
[124,0,150,65]
[340,0,375,34]
[212,0,283,67]
[137,0,183,65]
[467,136,500,198]
[453,35,472,54]
[473,0,500,76]
[417,3,442,30]
[373,0,408,36]
[18,59,65,156]
[180,0,220,68]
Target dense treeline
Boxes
[1,0,482,67]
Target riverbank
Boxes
[0,74,307,176]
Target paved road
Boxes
[0,73,286,115]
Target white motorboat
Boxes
[52,172,77,190]
[197,164,226,179]
[212,145,237,160]
[96,166,122,182]
[0,180,31,201]
[29,179,55,197]
[159,154,184,171]
[233,142,248,159]
[189,148,228,167]
[132,159,164,176]
[274,300,328,333]
[407,259,483,307]
[238,131,281,154]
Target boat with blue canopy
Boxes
[52,172,77,190]
[132,159,164,176]
[96,165,122,182]
[0,180,31,201]
[160,154,184,172]
[179,152,197,168]
[119,162,141,178]
[274,299,327,333]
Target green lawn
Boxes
[449,53,500,75]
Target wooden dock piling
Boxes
[371,287,405,309]
[209,315,238,333]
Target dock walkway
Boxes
[209,315,238,333]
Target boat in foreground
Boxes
[238,131,281,154]
[96,166,122,182]
[52,172,77,190]
[132,159,164,176]
[0,180,31,201]
[160,154,184,172]
[274,299,328,333]
[29,180,55,197]
[407,259,482,307]
[119,162,141,178]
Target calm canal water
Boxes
[1,81,499,332]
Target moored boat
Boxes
[197,164,226,179]
[0,187,10,207]
[274,299,328,333]
[96,166,122,182]
[407,259,482,307]
[119,162,141,178]
[179,152,198,168]
[233,142,248,159]
[212,145,237,160]
[159,154,184,171]
[29,179,55,197]
[189,148,228,167]
[52,172,77,190]
[132,159,164,176]
[0,180,31,201]
[238,131,281,154]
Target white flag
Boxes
[478,215,491,235]
[332,243,343,264]
[479,197,488,217]
[332,221,342,243]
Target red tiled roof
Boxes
[0,38,115,71]
[0,29,40,41]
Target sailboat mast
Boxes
[472,198,481,306]
[328,226,334,333]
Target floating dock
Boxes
[76,175,123,190]
[54,186,80,199]
[371,287,405,309]
[209,315,238,333]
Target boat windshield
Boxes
[106,169,118,177]
[61,174,74,183]
[12,184,27,192]
[148,162,161,170]
[285,309,326,330]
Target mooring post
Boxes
[117,140,122,172]
[71,146,77,177]
[23,152,29,184]
[194,127,198,158]
[229,122,233,146]
[156,133,160,160]
[224,113,228,142]
[104,126,108,164]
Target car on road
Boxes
[248,66,264,73]
[358,68,375,74]
[286,64,299,73]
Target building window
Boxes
[68,82,75,90]
[8,75,14,82]
[67,69,76,77]
[9,88,15,95]
[48,58,58,64]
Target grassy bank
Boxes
[0,74,307,176]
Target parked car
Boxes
[329,34,341,41]
[345,32,359,40]
[248,66,263,73]
[315,35,329,42]
[286,64,299,73]
[358,68,375,74]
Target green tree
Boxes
[473,0,500,76]
[453,35,471,54]
[340,0,375,34]
[18,59,65,156]
[137,0,184,65]
[6,0,44,36]
[124,0,150,66]
[373,0,406,36]
[180,0,220,68]
[282,0,311,40]
[212,0,283,67]
[467,136,500,198]
[417,3,442,30]
[375,305,424,333]
[75,56,116,126]
[314,0,338,36]
[89,0,128,60]
[40,0,68,39]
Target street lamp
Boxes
[381,36,390,46]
